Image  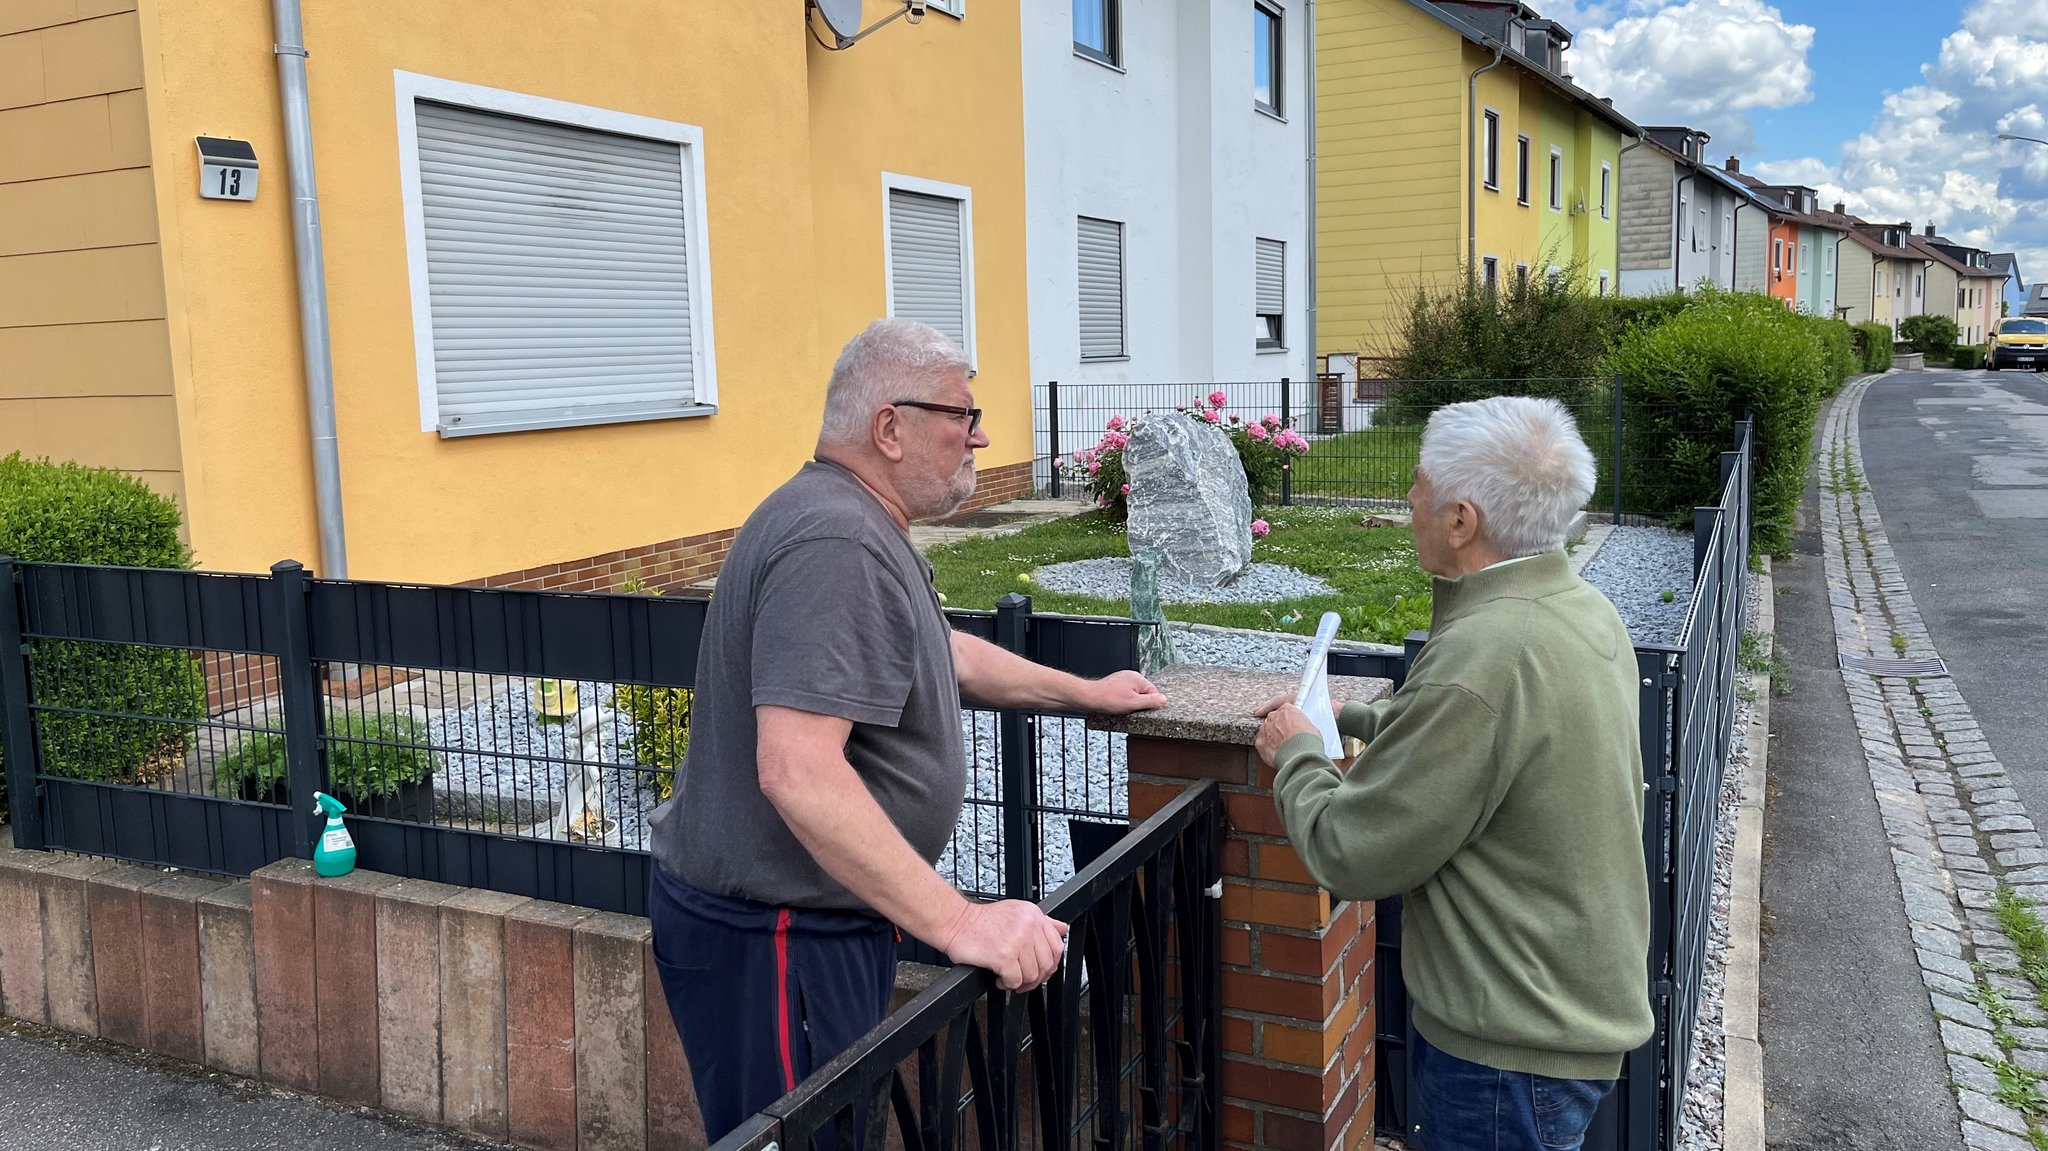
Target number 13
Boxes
[217,168,243,197]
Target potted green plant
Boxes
[213,711,438,821]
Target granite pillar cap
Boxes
[1087,663,1393,747]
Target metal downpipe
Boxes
[1304,0,1318,373]
[272,0,348,578]
[1466,44,1506,275]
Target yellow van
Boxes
[1988,317,2048,371]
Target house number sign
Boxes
[196,136,260,202]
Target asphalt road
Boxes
[1758,381,1964,1151]
[1857,369,2048,824]
[0,1020,497,1151]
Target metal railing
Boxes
[709,779,1224,1151]
[0,561,1143,926]
[1035,377,1723,521]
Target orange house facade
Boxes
[1766,213,1800,305]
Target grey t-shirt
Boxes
[647,459,966,911]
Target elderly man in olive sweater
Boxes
[1254,396,1653,1151]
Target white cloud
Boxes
[1737,0,2048,296]
[1567,0,1815,153]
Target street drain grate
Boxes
[1838,653,1950,678]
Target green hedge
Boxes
[1900,314,1961,359]
[1853,323,1895,372]
[1952,344,1986,369]
[0,455,205,820]
[1382,261,1613,421]
[1609,293,1848,555]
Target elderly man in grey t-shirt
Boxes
[645,318,1167,1141]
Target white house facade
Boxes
[1021,0,1312,481]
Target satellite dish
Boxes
[813,0,864,41]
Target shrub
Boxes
[1379,259,1615,421]
[1061,393,1308,516]
[1609,292,1839,555]
[1852,324,1895,372]
[1594,292,1698,347]
[1900,314,1961,359]
[1953,344,1986,370]
[0,456,206,815]
[212,711,437,804]
[1803,315,1860,387]
[612,576,692,802]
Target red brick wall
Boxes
[968,460,1035,508]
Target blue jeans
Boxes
[1412,1032,1613,1151]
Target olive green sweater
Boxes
[1272,551,1653,1080]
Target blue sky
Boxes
[1558,0,2048,306]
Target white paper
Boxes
[1294,611,1345,759]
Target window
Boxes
[1678,192,1689,239]
[1799,242,1808,272]
[1254,2,1283,117]
[1481,256,1499,294]
[1077,216,1125,360]
[1772,239,1783,273]
[1915,273,1923,298]
[1598,270,1610,296]
[1516,135,1531,204]
[1825,244,1834,273]
[1483,110,1501,190]
[1255,237,1286,349]
[928,0,964,15]
[1074,0,1119,66]
[1515,262,1530,291]
[885,175,977,366]
[1699,208,1708,250]
[395,74,717,438]
[1599,162,1611,219]
[1548,146,1563,211]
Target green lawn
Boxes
[927,507,1434,645]
[1289,424,1423,500]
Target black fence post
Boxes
[270,560,326,858]
[994,593,1039,900]
[0,556,45,851]
[1611,372,1626,523]
[1046,381,1061,499]
[1694,506,1722,581]
[1400,630,1429,690]
[1279,377,1293,506]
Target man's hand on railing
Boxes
[938,899,1070,992]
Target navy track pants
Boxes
[649,863,899,1144]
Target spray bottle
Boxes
[312,791,357,878]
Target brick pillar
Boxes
[1102,664,1393,1151]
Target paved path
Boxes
[1764,371,2048,1151]
[0,1020,496,1150]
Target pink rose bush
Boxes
[1251,518,1271,538]
[1056,390,1309,515]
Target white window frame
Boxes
[1482,109,1501,190]
[1516,135,1531,205]
[393,70,718,437]
[1548,145,1563,211]
[1254,1,1285,119]
[1598,270,1610,296]
[881,171,978,372]
[1599,161,1611,219]
[1481,255,1500,293]
[928,0,965,16]
[1514,262,1530,291]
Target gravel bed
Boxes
[1030,557,1335,604]
[1581,525,1699,644]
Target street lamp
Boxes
[1998,133,2048,147]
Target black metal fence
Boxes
[1035,377,1718,521]
[1332,418,1753,1151]
[0,560,1145,926]
[708,779,1223,1151]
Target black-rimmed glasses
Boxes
[891,400,983,435]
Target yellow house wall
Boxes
[136,0,955,584]
[1314,0,1463,359]
[0,1,185,511]
[1470,55,1531,277]
[804,1,1030,475]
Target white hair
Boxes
[1420,396,1595,557]
[820,318,971,446]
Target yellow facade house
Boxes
[1316,0,1636,363]
[0,0,1031,588]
